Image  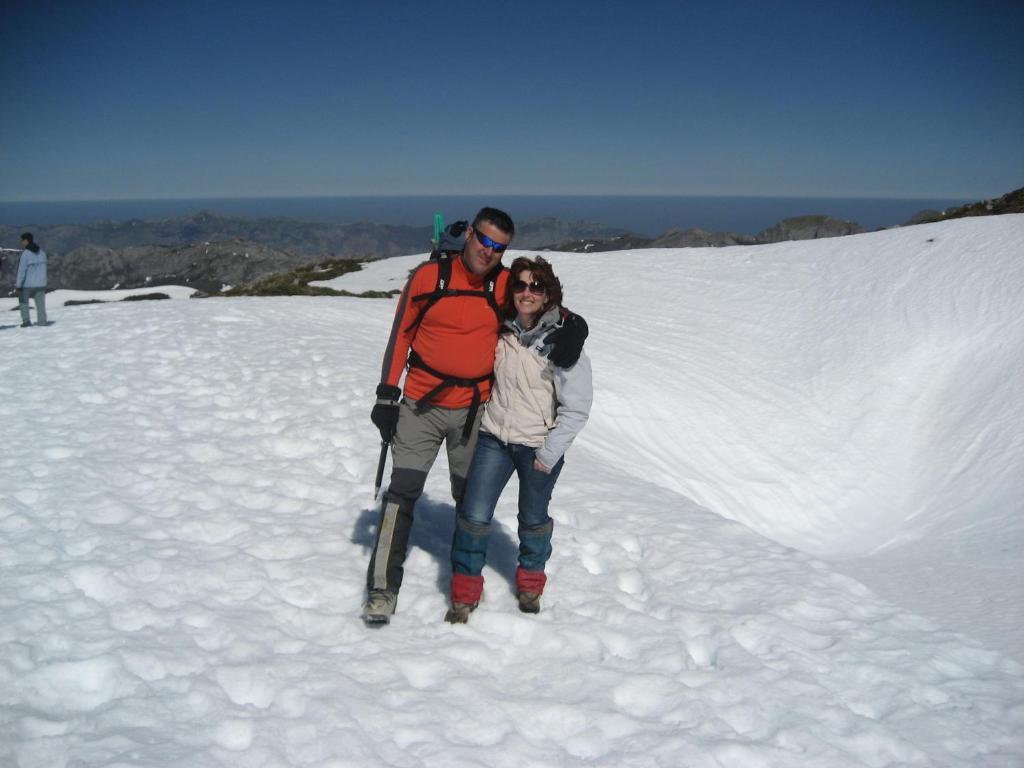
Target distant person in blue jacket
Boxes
[16,232,48,327]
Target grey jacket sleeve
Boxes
[535,351,593,469]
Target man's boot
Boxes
[362,589,398,626]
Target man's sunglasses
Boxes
[473,229,509,253]
[512,279,547,294]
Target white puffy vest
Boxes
[480,332,557,447]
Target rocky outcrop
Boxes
[906,186,1024,225]
[903,209,944,226]
[515,217,626,249]
[652,228,756,248]
[539,233,655,253]
[754,215,864,243]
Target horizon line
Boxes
[0,191,982,205]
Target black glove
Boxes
[371,384,402,443]
[544,310,589,368]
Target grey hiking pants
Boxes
[366,397,484,595]
[19,287,47,326]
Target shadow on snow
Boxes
[352,494,521,597]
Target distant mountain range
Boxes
[539,187,1024,253]
[0,213,625,291]
[0,212,624,260]
[1,187,1019,292]
[538,215,866,252]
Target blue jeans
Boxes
[452,432,564,578]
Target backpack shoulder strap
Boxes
[405,256,452,333]
[482,263,506,326]
[405,257,505,333]
[436,255,453,292]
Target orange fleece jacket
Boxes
[380,257,510,409]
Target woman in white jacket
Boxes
[447,256,593,623]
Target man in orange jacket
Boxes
[363,207,587,624]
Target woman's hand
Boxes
[533,458,552,474]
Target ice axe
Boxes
[373,440,390,501]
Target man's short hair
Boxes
[20,232,33,243]
[472,207,515,238]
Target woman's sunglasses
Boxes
[512,279,547,295]
[473,230,509,253]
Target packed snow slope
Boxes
[1,215,1022,767]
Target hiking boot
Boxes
[444,601,477,624]
[362,590,397,626]
[517,591,541,614]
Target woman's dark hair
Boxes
[503,256,563,319]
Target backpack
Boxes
[430,219,468,260]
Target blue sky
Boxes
[1,0,1021,201]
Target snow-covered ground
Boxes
[2,215,1022,767]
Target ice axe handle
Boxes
[373,440,390,500]
[432,213,444,249]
